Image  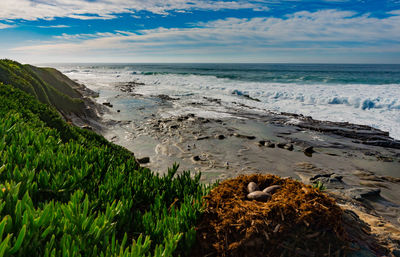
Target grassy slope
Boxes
[0,62,208,256]
[27,65,82,99]
[0,59,85,116]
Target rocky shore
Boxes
[73,80,400,255]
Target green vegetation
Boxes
[0,59,86,116]
[0,61,209,256]
[312,181,326,191]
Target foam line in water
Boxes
[54,64,400,140]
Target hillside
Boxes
[0,59,97,119]
[0,64,208,256]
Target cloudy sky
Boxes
[0,0,399,63]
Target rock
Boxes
[266,142,275,148]
[193,155,202,161]
[310,173,334,180]
[81,124,92,130]
[247,182,259,193]
[195,135,209,140]
[169,124,179,129]
[284,144,293,151]
[224,162,229,169]
[277,143,286,148]
[258,140,275,147]
[157,94,179,101]
[262,185,281,194]
[137,157,150,164]
[290,115,400,149]
[331,174,343,181]
[102,102,113,108]
[303,146,314,156]
[310,173,342,183]
[376,155,394,162]
[344,188,381,200]
[247,191,271,202]
[215,134,225,140]
[233,133,256,140]
[310,173,345,189]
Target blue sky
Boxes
[0,0,399,63]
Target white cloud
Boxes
[38,25,70,28]
[0,0,268,21]
[388,10,400,15]
[0,22,14,29]
[9,10,400,62]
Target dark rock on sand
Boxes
[266,142,275,148]
[215,134,225,140]
[137,157,150,164]
[277,143,286,148]
[303,146,314,156]
[362,140,400,149]
[192,156,201,162]
[344,188,381,201]
[310,173,343,184]
[248,182,259,193]
[247,191,271,202]
[195,135,209,140]
[284,144,294,151]
[258,140,275,147]
[203,97,222,105]
[233,133,256,140]
[102,102,113,108]
[376,155,394,162]
[286,114,400,149]
[310,173,345,189]
[116,81,145,93]
[157,94,180,101]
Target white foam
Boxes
[56,65,400,140]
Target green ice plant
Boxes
[0,80,210,256]
[312,181,326,191]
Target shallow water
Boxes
[48,63,400,139]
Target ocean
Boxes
[50,63,400,139]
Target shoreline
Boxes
[70,79,400,254]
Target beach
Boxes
[51,63,400,253]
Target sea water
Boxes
[49,63,400,139]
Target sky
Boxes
[0,0,399,63]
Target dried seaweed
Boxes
[194,174,348,257]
